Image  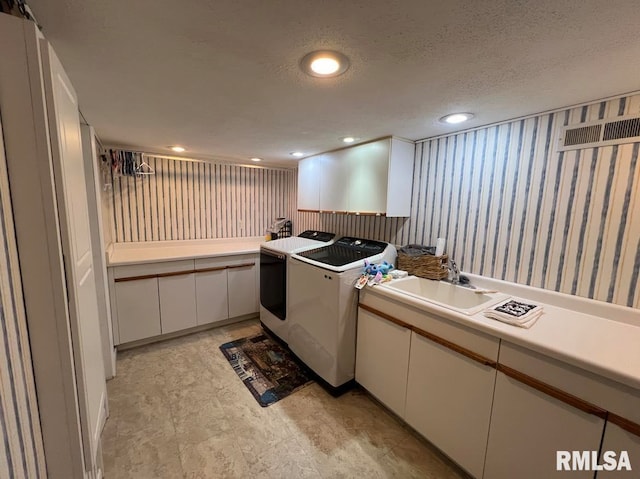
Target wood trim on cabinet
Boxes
[497,364,608,419]
[608,413,640,438]
[115,270,195,282]
[411,325,497,367]
[115,262,255,282]
[193,266,228,274]
[226,262,255,269]
[114,273,159,283]
[350,212,386,217]
[359,303,412,330]
[297,209,320,213]
[358,303,496,368]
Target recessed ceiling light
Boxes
[439,113,475,125]
[300,50,350,78]
[290,151,304,158]
[341,136,358,143]
[170,146,186,153]
[250,157,262,162]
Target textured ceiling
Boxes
[26,0,640,166]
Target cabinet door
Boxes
[597,421,640,478]
[195,269,229,325]
[227,263,257,318]
[355,307,411,417]
[484,371,606,479]
[405,332,496,478]
[115,278,161,343]
[297,156,321,211]
[319,150,350,212]
[159,273,197,334]
[347,140,389,214]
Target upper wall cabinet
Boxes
[297,137,414,217]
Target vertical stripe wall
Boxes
[297,93,640,309]
[0,121,47,478]
[107,156,297,242]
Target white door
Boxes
[159,273,197,333]
[355,307,411,417]
[40,40,106,471]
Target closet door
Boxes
[41,40,106,472]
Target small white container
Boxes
[435,237,446,257]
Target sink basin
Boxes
[381,276,508,315]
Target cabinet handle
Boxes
[226,262,255,269]
[297,209,320,213]
[194,266,227,274]
[115,262,255,282]
[358,303,497,367]
[607,413,640,438]
[497,364,608,419]
[114,270,193,282]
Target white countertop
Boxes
[367,273,640,390]
[107,237,264,266]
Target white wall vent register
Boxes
[557,115,640,151]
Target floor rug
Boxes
[219,333,313,407]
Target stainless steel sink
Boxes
[381,276,508,315]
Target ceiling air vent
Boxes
[557,115,640,151]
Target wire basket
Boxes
[397,252,448,280]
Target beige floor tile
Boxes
[179,434,250,479]
[102,318,469,479]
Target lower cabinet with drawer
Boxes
[110,254,258,345]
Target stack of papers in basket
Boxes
[483,299,543,329]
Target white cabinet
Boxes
[159,273,197,334]
[195,268,229,325]
[355,307,411,417]
[319,150,350,213]
[115,278,161,343]
[227,262,257,318]
[296,136,414,216]
[297,155,321,211]
[346,140,390,214]
[484,371,606,479]
[110,254,258,345]
[405,332,497,478]
[598,421,640,478]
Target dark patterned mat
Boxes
[219,333,313,407]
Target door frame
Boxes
[0,16,87,478]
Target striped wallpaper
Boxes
[297,94,640,309]
[0,120,47,478]
[107,155,297,242]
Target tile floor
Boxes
[102,319,469,478]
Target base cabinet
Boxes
[159,273,197,334]
[195,269,229,325]
[405,333,496,478]
[115,278,161,343]
[228,263,257,318]
[111,254,258,345]
[355,307,411,417]
[483,371,606,479]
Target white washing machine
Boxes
[259,230,335,343]
[288,237,397,391]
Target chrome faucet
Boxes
[448,259,460,284]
